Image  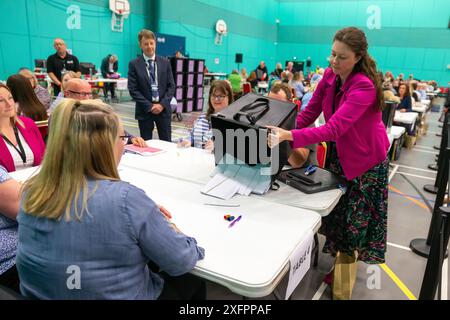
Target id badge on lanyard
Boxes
[151,83,159,103]
[149,62,159,103]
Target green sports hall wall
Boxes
[0,0,154,79]
[0,0,448,85]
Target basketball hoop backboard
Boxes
[109,0,130,32]
[109,0,130,17]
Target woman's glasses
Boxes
[211,94,227,101]
[119,134,132,145]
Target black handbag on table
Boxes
[277,166,347,194]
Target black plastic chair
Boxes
[382,101,398,130]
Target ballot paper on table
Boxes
[201,154,272,200]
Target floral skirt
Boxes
[320,145,389,264]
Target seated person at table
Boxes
[16,99,206,300]
[268,83,317,168]
[227,70,242,97]
[301,74,323,111]
[240,68,248,80]
[410,81,421,103]
[382,71,396,94]
[179,80,233,150]
[280,71,293,84]
[246,71,258,89]
[18,68,51,110]
[255,61,268,82]
[56,78,147,147]
[50,71,78,112]
[396,83,412,112]
[383,87,400,103]
[267,63,283,90]
[270,63,283,79]
[6,74,48,122]
[285,61,294,73]
[0,165,22,293]
[417,82,427,101]
[0,84,45,173]
[100,54,119,100]
[382,72,400,103]
[290,72,306,100]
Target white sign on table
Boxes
[285,230,314,299]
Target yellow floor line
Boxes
[380,263,417,300]
[388,185,429,211]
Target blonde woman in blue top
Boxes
[179,80,234,150]
[17,99,205,299]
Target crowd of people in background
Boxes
[381,71,438,113]
[1,36,442,137]
[224,59,440,118]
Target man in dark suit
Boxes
[128,29,175,141]
[100,54,118,100]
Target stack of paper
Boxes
[124,145,165,156]
[201,154,272,200]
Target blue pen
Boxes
[306,166,317,175]
[304,165,317,176]
[228,215,242,228]
[337,183,347,193]
[201,134,208,148]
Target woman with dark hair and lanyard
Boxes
[0,83,45,293]
[267,27,389,300]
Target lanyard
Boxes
[145,58,158,86]
[1,126,27,164]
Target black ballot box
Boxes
[210,93,297,181]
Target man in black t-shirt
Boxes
[46,38,81,96]
[255,61,268,81]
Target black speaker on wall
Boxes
[293,61,304,73]
[235,53,243,64]
[306,60,311,67]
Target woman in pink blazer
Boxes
[0,84,45,173]
[268,27,389,299]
